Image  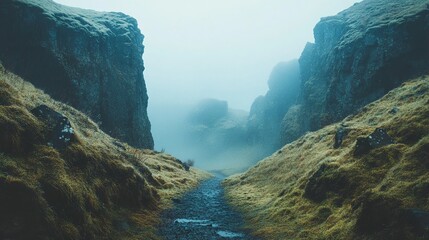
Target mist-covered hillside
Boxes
[186,0,429,170]
[225,0,429,239]
[225,75,429,240]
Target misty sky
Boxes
[54,0,361,111]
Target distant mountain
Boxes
[0,0,153,149]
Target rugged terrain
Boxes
[0,0,153,149]
[224,76,429,239]
[224,1,429,238]
[278,0,429,145]
[0,65,209,239]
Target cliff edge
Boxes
[0,0,154,149]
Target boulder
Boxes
[354,128,394,156]
[31,105,75,149]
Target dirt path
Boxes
[158,177,258,240]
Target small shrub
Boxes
[182,159,195,171]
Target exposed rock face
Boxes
[281,0,429,145]
[247,60,300,154]
[0,0,153,149]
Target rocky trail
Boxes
[158,177,258,240]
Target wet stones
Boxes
[31,105,75,149]
[354,128,394,156]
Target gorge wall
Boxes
[281,0,429,145]
[247,60,300,156]
[0,0,153,149]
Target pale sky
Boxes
[54,0,361,111]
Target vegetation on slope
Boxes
[0,64,209,240]
[224,76,429,239]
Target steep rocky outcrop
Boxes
[281,0,429,145]
[247,60,300,155]
[0,0,153,149]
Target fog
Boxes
[55,0,361,171]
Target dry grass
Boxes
[224,76,429,239]
[0,64,210,240]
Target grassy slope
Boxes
[0,64,210,240]
[224,76,429,239]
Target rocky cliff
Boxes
[247,60,300,155]
[0,0,153,149]
[281,0,429,145]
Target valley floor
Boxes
[159,177,257,240]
